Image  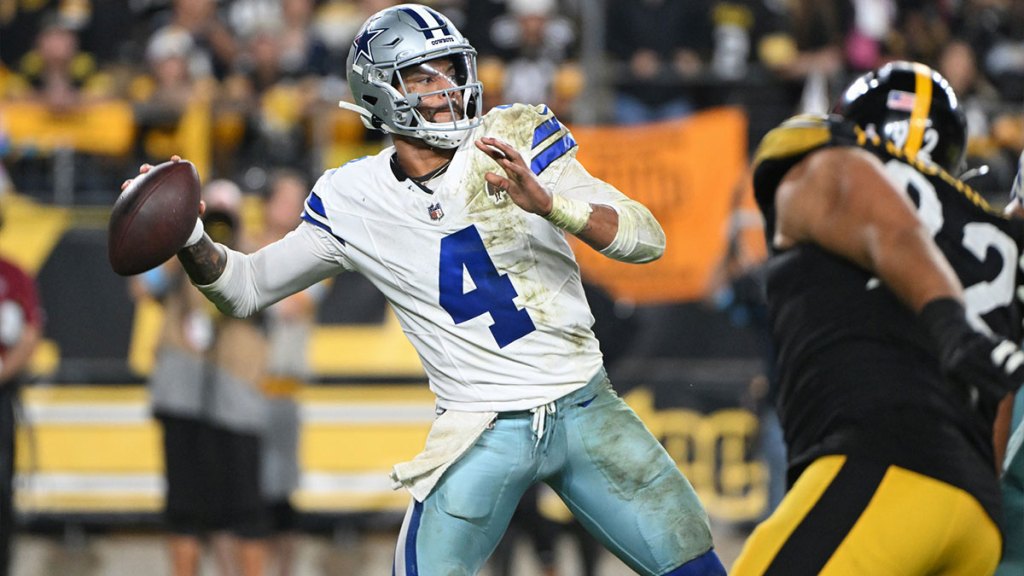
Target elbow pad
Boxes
[599,200,666,263]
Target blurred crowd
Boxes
[1,0,1024,203]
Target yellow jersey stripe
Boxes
[904,63,933,159]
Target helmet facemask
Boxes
[342,4,484,149]
[385,52,483,148]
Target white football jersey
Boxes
[302,104,604,411]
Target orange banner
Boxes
[570,107,751,303]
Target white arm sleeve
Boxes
[195,222,348,318]
[555,160,667,263]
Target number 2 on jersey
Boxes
[887,159,1020,320]
[439,225,536,348]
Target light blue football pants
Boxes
[393,369,724,576]
[997,392,1024,576]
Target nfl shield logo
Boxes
[428,203,444,221]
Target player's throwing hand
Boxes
[121,155,206,215]
[475,136,554,216]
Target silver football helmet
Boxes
[339,4,483,149]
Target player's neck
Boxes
[394,137,457,181]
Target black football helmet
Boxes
[835,61,967,174]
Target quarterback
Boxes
[128,3,725,575]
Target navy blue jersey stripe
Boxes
[532,117,561,148]
[300,213,346,245]
[305,192,328,218]
[405,500,423,575]
[422,6,451,35]
[399,6,432,37]
[531,134,577,175]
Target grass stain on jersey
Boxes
[460,105,550,313]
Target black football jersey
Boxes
[752,114,1024,523]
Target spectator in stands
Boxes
[462,0,510,58]
[159,0,239,81]
[230,0,331,78]
[133,26,209,118]
[959,0,1024,102]
[4,12,112,111]
[130,180,269,576]
[841,0,896,72]
[702,0,795,147]
[229,21,319,177]
[78,0,145,68]
[0,0,88,70]
[773,0,848,80]
[707,174,781,522]
[312,0,400,77]
[282,0,333,78]
[129,25,221,175]
[751,0,847,117]
[480,0,581,119]
[707,0,789,83]
[938,38,1016,199]
[0,209,43,576]
[886,2,952,68]
[258,169,324,576]
[605,0,712,124]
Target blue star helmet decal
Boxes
[341,4,483,148]
[352,26,384,65]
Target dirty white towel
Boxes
[390,410,497,502]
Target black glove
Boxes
[919,297,1024,403]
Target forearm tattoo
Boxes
[177,236,227,285]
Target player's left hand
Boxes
[475,137,553,216]
[922,298,1024,404]
[121,155,208,216]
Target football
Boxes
[108,160,201,276]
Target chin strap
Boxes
[338,100,471,148]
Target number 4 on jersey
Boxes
[439,225,536,348]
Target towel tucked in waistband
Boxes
[389,409,497,502]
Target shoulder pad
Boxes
[483,104,577,178]
[753,114,844,171]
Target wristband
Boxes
[183,218,205,248]
[544,195,592,235]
